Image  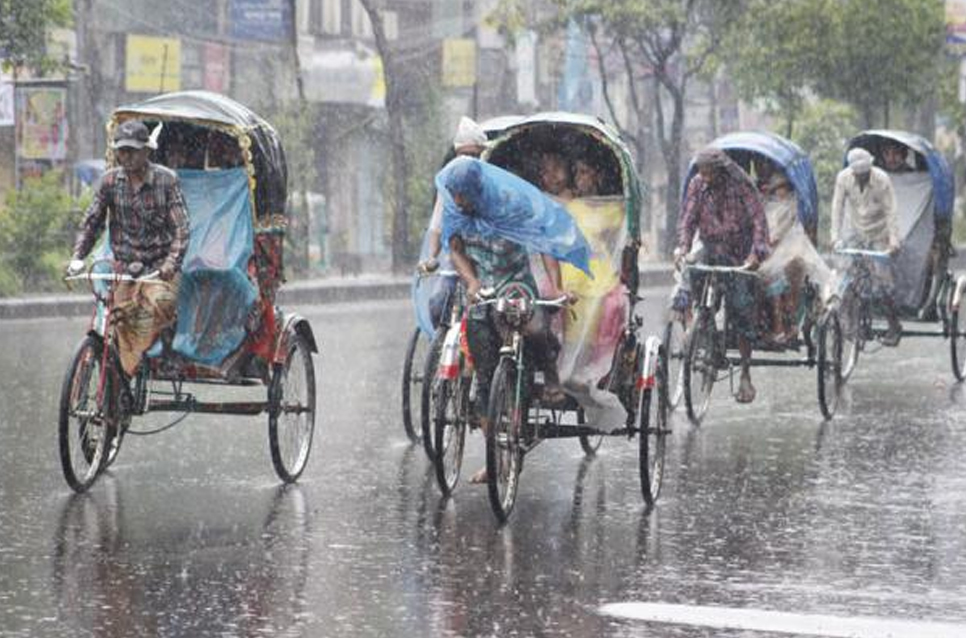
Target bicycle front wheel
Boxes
[486,359,523,524]
[59,336,111,492]
[433,375,468,496]
[682,310,716,426]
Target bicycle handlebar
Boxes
[65,271,162,283]
[684,263,760,277]
[835,248,891,259]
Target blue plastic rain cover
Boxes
[411,232,454,337]
[170,168,258,366]
[436,157,592,276]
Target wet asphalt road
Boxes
[2,294,966,637]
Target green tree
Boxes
[547,0,744,254]
[0,170,81,295]
[727,0,944,130]
[0,0,71,73]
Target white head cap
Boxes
[847,147,873,174]
[452,116,487,150]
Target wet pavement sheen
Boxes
[2,296,966,637]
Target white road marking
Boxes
[599,602,966,638]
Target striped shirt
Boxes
[72,163,189,273]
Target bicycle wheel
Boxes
[420,329,446,460]
[269,333,316,483]
[401,327,427,442]
[486,359,523,524]
[817,311,843,420]
[433,375,468,496]
[663,315,687,410]
[951,288,966,381]
[638,344,669,508]
[682,310,716,426]
[59,336,111,492]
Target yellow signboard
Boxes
[126,35,181,93]
[442,39,476,88]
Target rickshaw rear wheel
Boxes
[638,344,669,508]
[486,360,523,524]
[950,288,966,381]
[682,310,716,426]
[59,336,111,493]
[817,311,843,420]
[419,329,446,461]
[401,327,427,443]
[268,333,316,483]
[433,375,469,496]
[663,315,687,411]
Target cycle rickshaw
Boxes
[59,91,318,492]
[668,131,843,424]
[423,113,668,522]
[829,130,966,381]
[402,116,522,457]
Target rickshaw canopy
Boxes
[685,130,819,238]
[846,129,953,220]
[111,90,288,225]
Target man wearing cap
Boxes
[831,146,902,344]
[67,119,190,376]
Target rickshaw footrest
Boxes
[148,399,268,415]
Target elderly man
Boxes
[67,119,190,376]
[675,147,770,404]
[831,147,902,344]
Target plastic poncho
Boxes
[435,157,592,276]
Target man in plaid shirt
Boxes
[68,120,190,375]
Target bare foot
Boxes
[470,468,488,484]
[736,376,756,404]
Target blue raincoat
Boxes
[435,157,592,276]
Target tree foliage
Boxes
[0,0,72,73]
[727,0,944,129]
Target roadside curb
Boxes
[0,265,675,321]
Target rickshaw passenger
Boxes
[438,157,589,483]
[831,147,902,344]
[67,120,190,377]
[573,158,602,198]
[539,151,576,200]
[675,147,770,404]
[759,173,832,343]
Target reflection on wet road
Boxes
[2,296,966,637]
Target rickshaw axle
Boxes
[148,398,269,415]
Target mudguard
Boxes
[636,335,663,390]
[273,311,319,364]
[952,274,966,310]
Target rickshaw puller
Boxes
[831,147,902,345]
[675,147,770,404]
[67,119,190,377]
[437,157,590,484]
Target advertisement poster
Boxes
[204,42,230,93]
[947,0,966,50]
[15,86,68,161]
[126,35,182,93]
[442,38,476,88]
